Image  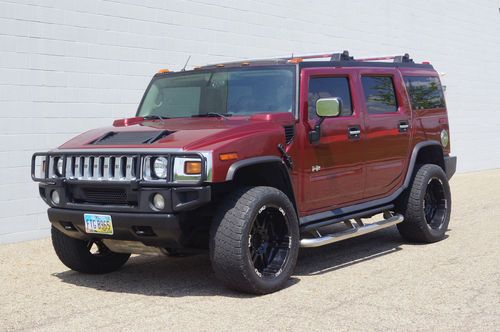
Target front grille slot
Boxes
[65,155,139,181]
[79,187,129,205]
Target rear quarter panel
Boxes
[398,67,451,156]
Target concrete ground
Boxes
[1,170,499,331]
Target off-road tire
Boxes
[210,186,299,294]
[396,164,451,243]
[51,227,130,274]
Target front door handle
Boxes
[398,121,409,133]
[348,126,361,139]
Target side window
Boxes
[308,77,353,119]
[404,76,446,110]
[361,76,398,114]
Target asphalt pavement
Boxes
[1,169,499,331]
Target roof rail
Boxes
[287,50,354,62]
[355,53,414,63]
[286,51,414,63]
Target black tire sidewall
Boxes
[210,186,300,294]
[399,164,452,243]
[51,226,130,274]
[418,167,452,239]
[240,190,299,292]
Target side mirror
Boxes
[316,98,341,118]
[309,98,342,143]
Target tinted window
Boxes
[308,77,353,119]
[138,68,295,118]
[404,76,446,110]
[361,76,398,114]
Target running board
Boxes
[300,214,404,248]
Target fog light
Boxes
[51,190,60,205]
[152,193,165,210]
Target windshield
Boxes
[137,67,295,118]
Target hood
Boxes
[58,112,295,151]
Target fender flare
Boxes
[225,156,299,212]
[225,156,284,181]
[402,140,443,188]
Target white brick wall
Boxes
[1,0,499,243]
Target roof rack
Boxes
[355,53,414,63]
[287,51,414,63]
[286,50,354,62]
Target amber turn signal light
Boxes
[219,152,238,161]
[184,161,202,174]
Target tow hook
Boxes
[277,144,293,169]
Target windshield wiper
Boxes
[192,112,232,120]
[143,115,169,121]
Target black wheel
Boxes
[51,227,130,274]
[210,186,299,294]
[396,164,451,243]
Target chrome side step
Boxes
[300,214,404,248]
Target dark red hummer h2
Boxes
[32,51,457,294]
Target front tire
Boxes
[210,186,299,294]
[396,164,451,243]
[51,227,130,274]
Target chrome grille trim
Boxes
[58,155,140,182]
[32,150,212,184]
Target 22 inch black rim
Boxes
[424,177,447,230]
[248,205,291,278]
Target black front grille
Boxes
[81,188,128,205]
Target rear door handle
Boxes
[398,121,409,133]
[348,126,361,139]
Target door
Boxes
[299,68,365,214]
[359,69,412,199]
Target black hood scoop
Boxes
[91,130,173,145]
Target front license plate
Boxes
[84,213,114,235]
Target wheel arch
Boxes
[225,156,297,211]
[404,141,445,188]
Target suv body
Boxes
[32,52,456,294]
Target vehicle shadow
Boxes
[295,227,405,276]
[53,227,408,297]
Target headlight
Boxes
[55,157,64,176]
[153,157,168,179]
[173,157,203,183]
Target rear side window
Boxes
[404,76,446,110]
[361,76,398,114]
[308,77,353,119]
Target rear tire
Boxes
[396,164,451,243]
[210,186,299,294]
[51,227,130,274]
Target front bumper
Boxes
[38,182,211,214]
[43,184,212,249]
[49,208,188,248]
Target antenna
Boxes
[181,55,191,71]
